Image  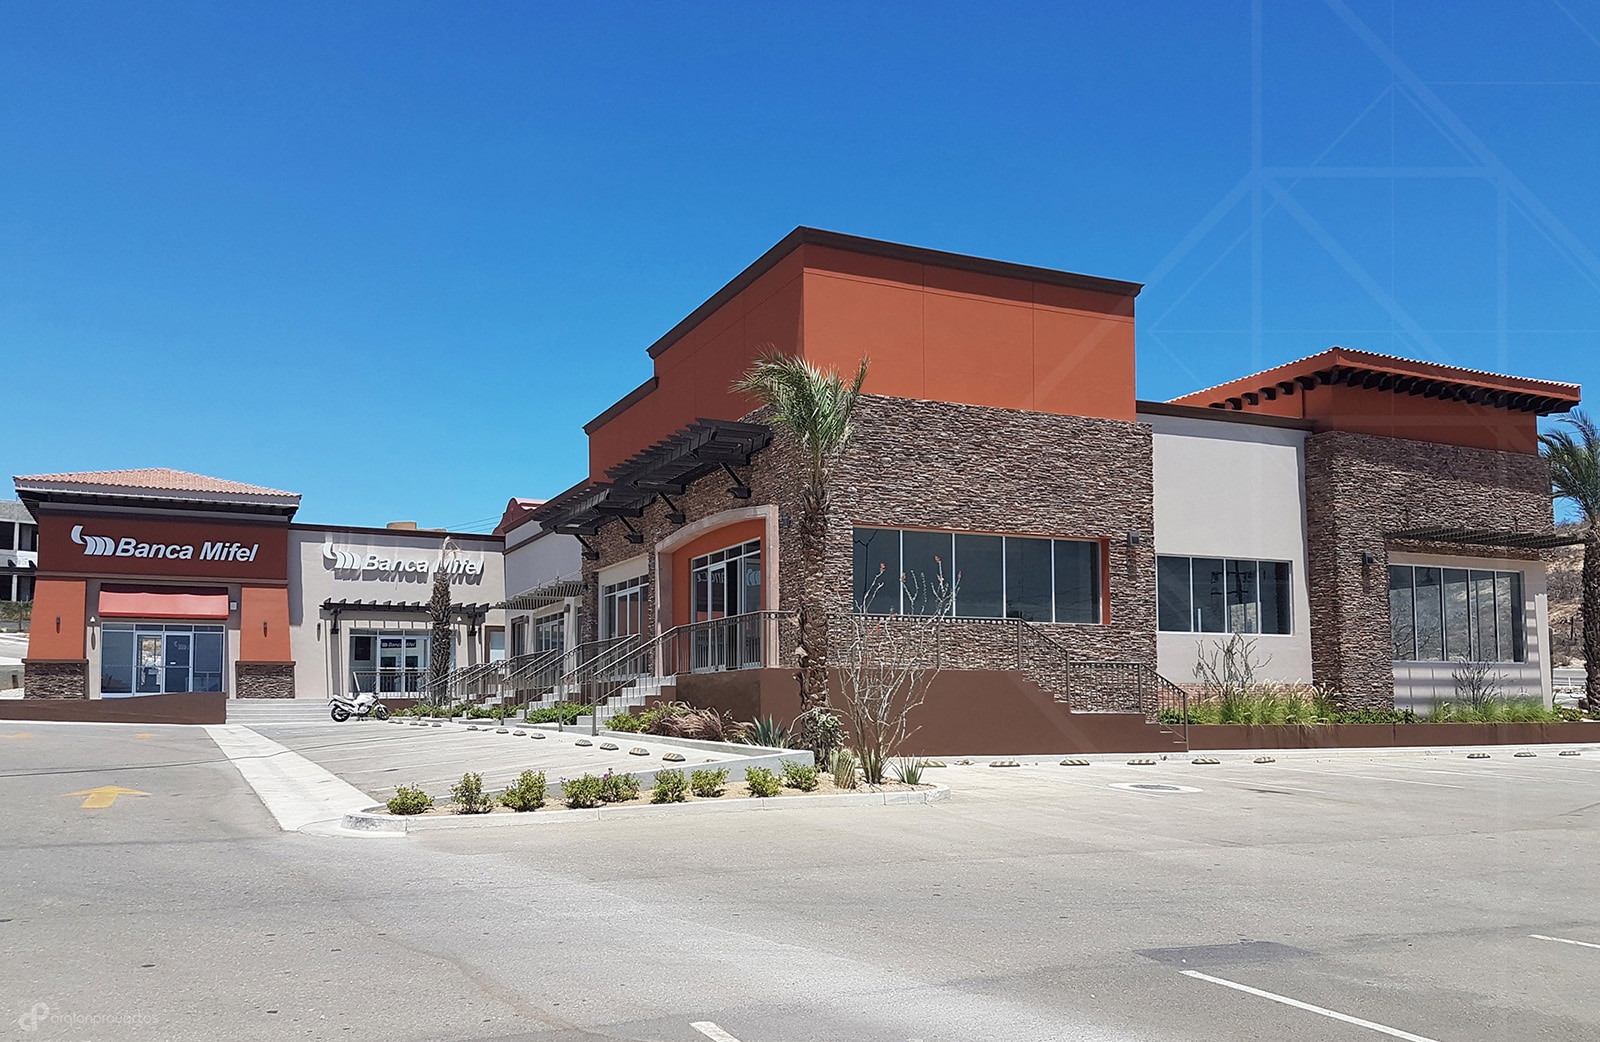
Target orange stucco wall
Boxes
[586,244,1138,477]
[798,244,1136,420]
[239,585,291,661]
[669,519,766,628]
[25,579,87,660]
[588,252,806,477]
[1308,383,1539,454]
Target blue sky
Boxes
[4,1,1599,530]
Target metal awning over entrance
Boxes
[321,599,493,632]
[535,419,772,538]
[497,580,583,612]
[1386,526,1587,550]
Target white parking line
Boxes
[1181,970,1441,1041]
[1531,933,1600,950]
[690,1022,744,1042]
[1273,766,1464,789]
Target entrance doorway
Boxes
[690,539,762,671]
[102,623,226,696]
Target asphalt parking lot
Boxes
[2,722,1598,1041]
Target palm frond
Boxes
[733,352,869,481]
[1540,409,1600,527]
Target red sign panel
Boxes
[37,513,289,582]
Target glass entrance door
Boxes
[104,623,226,697]
[690,540,762,671]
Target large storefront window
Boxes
[349,630,434,694]
[1388,565,1524,663]
[602,575,648,639]
[535,612,564,654]
[1157,556,1292,634]
[851,528,1101,623]
[101,623,225,695]
[690,540,763,670]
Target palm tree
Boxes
[426,538,460,706]
[734,351,870,722]
[1540,410,1600,710]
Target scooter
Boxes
[329,690,390,722]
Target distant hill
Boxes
[1547,525,1583,666]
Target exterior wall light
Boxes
[1126,533,1144,546]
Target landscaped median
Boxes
[1183,720,1600,750]
[343,772,948,833]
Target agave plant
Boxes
[746,716,790,748]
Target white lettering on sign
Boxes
[72,525,256,563]
[322,541,484,580]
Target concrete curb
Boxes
[342,783,950,833]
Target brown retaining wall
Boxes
[0,691,226,725]
[1187,721,1600,750]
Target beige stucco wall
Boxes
[1145,411,1315,686]
[287,527,504,699]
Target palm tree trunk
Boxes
[796,483,830,715]
[1585,535,1600,711]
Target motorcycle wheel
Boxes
[373,705,390,720]
[331,706,350,722]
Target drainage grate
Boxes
[1137,940,1311,967]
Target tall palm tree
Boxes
[734,351,870,720]
[426,538,460,705]
[1540,410,1600,710]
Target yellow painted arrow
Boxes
[64,785,150,809]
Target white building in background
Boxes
[495,499,582,660]
[1,500,38,604]
[288,523,505,700]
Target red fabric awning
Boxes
[98,585,230,620]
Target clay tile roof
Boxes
[1171,346,1581,415]
[494,497,547,536]
[13,468,300,500]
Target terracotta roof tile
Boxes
[14,468,299,499]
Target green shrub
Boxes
[1555,704,1585,723]
[561,774,603,808]
[829,748,858,790]
[525,702,584,725]
[745,766,781,797]
[1430,697,1563,723]
[690,767,728,798]
[650,768,688,803]
[780,761,819,791]
[607,712,644,733]
[795,707,843,760]
[387,785,432,815]
[893,757,924,785]
[599,770,641,803]
[498,770,547,812]
[450,772,491,814]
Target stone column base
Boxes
[23,660,89,699]
[235,662,296,699]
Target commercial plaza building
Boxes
[13,229,1582,727]
[15,469,503,701]
[523,227,1579,721]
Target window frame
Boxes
[850,526,1104,625]
[1155,555,1295,636]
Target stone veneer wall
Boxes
[1304,430,1550,709]
[235,662,296,699]
[583,395,1156,709]
[23,660,88,699]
